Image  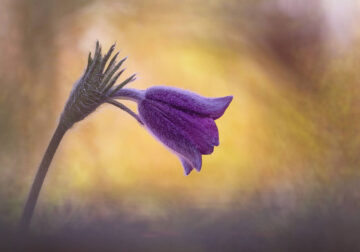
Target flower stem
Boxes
[18,121,68,233]
[107,99,144,125]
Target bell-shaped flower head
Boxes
[110,86,233,175]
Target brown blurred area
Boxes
[1,0,360,251]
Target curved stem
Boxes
[107,99,144,125]
[110,88,145,102]
[18,122,68,233]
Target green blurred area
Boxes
[1,0,360,250]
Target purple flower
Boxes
[20,42,231,233]
[58,41,232,175]
[60,42,232,175]
[110,86,233,175]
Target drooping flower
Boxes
[60,42,232,175]
[20,41,232,233]
[110,86,233,175]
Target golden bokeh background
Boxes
[1,0,360,250]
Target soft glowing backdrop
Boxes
[1,0,360,251]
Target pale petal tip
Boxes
[181,158,193,175]
[193,155,202,172]
[212,95,233,119]
[220,95,233,111]
[181,156,202,175]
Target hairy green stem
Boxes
[18,121,68,233]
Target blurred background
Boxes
[1,0,360,251]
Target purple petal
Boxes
[180,158,194,175]
[139,99,202,170]
[142,99,219,155]
[145,86,233,119]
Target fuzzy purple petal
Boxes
[180,158,194,175]
[139,99,202,170]
[145,86,233,119]
[142,99,219,155]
